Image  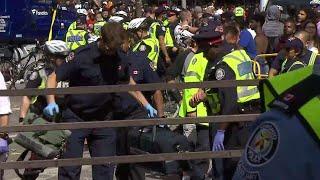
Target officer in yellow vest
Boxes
[164,10,179,59]
[234,6,245,17]
[234,65,320,179]
[93,13,106,36]
[65,17,89,51]
[190,25,260,180]
[128,18,160,71]
[179,26,223,179]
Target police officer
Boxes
[129,18,160,71]
[19,40,70,120]
[18,40,70,179]
[179,26,223,179]
[164,9,179,60]
[93,13,106,36]
[190,25,260,180]
[149,7,172,65]
[44,23,157,180]
[280,38,306,73]
[269,30,320,77]
[115,50,164,180]
[65,16,89,51]
[233,65,320,179]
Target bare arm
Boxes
[46,72,58,104]
[269,68,279,77]
[159,36,171,63]
[0,115,9,127]
[153,90,164,117]
[19,96,31,119]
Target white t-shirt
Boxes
[174,24,194,48]
[0,72,11,115]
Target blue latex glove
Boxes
[213,130,225,151]
[43,102,59,117]
[144,104,157,118]
[0,138,8,154]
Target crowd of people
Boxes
[0,0,320,180]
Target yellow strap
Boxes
[48,9,57,41]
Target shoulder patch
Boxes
[162,26,166,32]
[29,72,39,81]
[245,122,280,167]
[139,45,147,52]
[215,68,225,80]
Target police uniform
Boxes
[65,28,89,51]
[93,21,106,36]
[55,42,127,180]
[178,29,222,179]
[149,20,166,40]
[233,65,320,180]
[210,49,260,180]
[114,51,161,180]
[132,36,160,70]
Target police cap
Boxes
[285,37,304,53]
[193,25,222,46]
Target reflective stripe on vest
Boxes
[309,52,318,65]
[65,30,87,51]
[93,21,106,36]
[149,22,160,39]
[181,52,195,77]
[133,38,159,69]
[281,59,306,73]
[165,27,174,47]
[31,69,47,104]
[222,50,260,103]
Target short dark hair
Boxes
[251,14,265,26]
[101,22,129,54]
[224,25,239,36]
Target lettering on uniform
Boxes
[191,57,197,65]
[215,68,225,80]
[235,161,261,180]
[67,36,83,42]
[31,9,49,16]
[245,122,280,167]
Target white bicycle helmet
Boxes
[115,10,128,17]
[77,9,88,16]
[44,40,70,56]
[108,16,124,23]
[128,18,146,30]
[310,0,320,5]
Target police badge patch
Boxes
[139,45,147,52]
[215,68,225,80]
[245,122,280,167]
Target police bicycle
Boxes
[0,41,45,89]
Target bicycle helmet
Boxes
[108,16,124,23]
[128,18,147,30]
[310,0,320,5]
[115,11,128,17]
[44,40,70,57]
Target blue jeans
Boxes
[58,109,116,180]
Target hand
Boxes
[189,89,206,108]
[212,130,225,151]
[165,56,171,65]
[0,138,8,154]
[43,102,59,117]
[144,104,157,118]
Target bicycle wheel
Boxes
[0,59,15,88]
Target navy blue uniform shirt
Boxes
[115,51,161,113]
[55,42,130,120]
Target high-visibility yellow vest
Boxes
[280,51,317,73]
[31,69,47,104]
[221,50,260,103]
[67,21,77,31]
[133,37,160,70]
[65,29,87,51]
[179,52,208,126]
[261,65,320,142]
[122,21,129,30]
[149,21,161,39]
[164,27,174,48]
[93,21,106,36]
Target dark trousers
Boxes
[58,109,116,180]
[213,104,260,180]
[114,107,148,180]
